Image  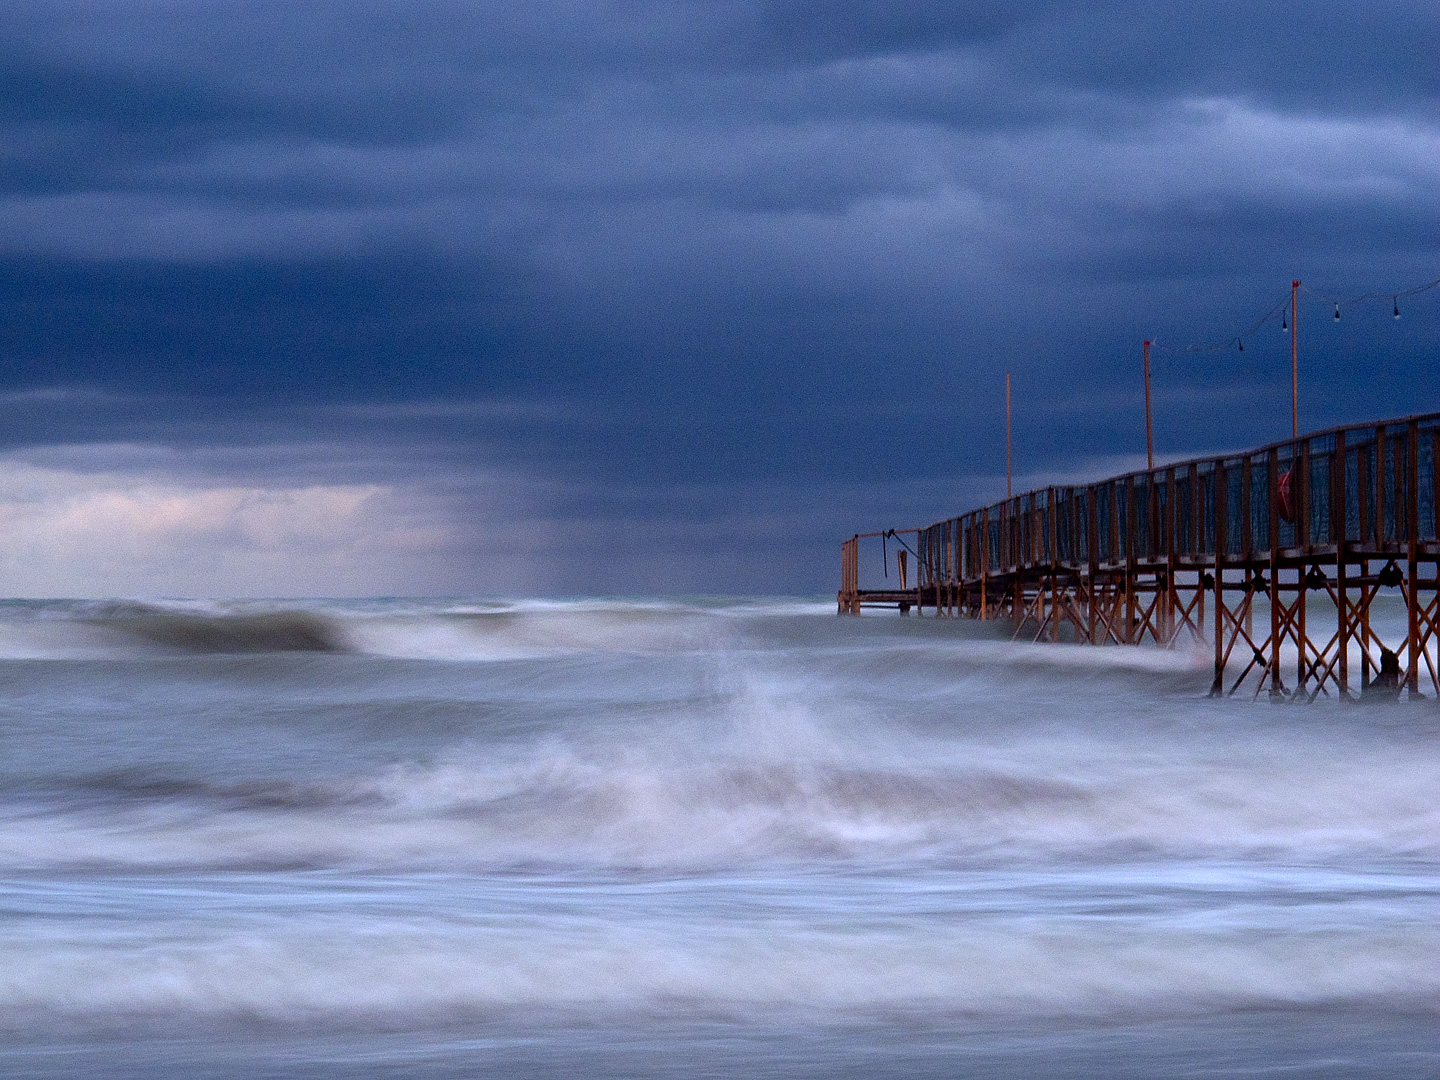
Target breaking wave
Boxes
[4,669,1436,873]
[0,597,832,659]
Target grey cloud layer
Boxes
[5,3,1435,209]
[0,1,1436,592]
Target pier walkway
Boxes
[840,412,1440,700]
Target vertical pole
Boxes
[1125,477,1138,644]
[1269,449,1283,696]
[1211,460,1226,694]
[1242,457,1254,640]
[1367,427,1385,691]
[1433,429,1440,692]
[1407,421,1420,696]
[949,520,956,618]
[1297,440,1309,692]
[850,538,858,614]
[1049,489,1060,643]
[1124,558,1136,644]
[1336,431,1348,696]
[1143,340,1154,470]
[980,509,988,620]
[1291,280,1300,440]
[1165,469,1177,644]
[1087,485,1099,644]
[1337,539,1348,695]
[1006,373,1013,499]
[1192,464,1204,639]
[841,537,857,615]
[960,519,968,616]
[955,519,961,618]
[1360,440,1371,692]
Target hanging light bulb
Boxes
[1334,303,1341,321]
[1394,297,1401,320]
[1238,340,1244,352]
[1281,313,1288,332]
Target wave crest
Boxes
[92,606,346,654]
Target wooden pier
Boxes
[840,412,1440,701]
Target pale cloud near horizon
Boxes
[0,449,546,597]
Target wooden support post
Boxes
[1087,485,1100,644]
[1166,467,1178,644]
[1054,567,1065,642]
[1297,439,1308,691]
[953,518,960,618]
[1408,421,1420,696]
[1366,427,1386,691]
[1048,489,1060,642]
[1269,550,1282,697]
[1330,437,1345,697]
[1126,477,1138,643]
[840,537,859,615]
[1269,449,1283,696]
[1241,458,1254,640]
[1124,558,1136,644]
[1211,460,1227,694]
[1192,463,1204,639]
[980,509,988,620]
[1330,538,1342,694]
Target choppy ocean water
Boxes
[0,597,1436,1078]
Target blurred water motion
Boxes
[0,598,1435,1077]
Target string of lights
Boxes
[1301,277,1440,322]
[1135,271,1436,455]
[1148,293,1291,355]
[1147,273,1438,355]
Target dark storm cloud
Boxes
[0,0,1436,593]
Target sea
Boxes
[0,597,1436,1078]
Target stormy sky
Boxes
[0,1,1436,596]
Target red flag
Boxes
[1278,469,1295,523]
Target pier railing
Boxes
[842,411,1440,701]
[914,413,1439,585]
